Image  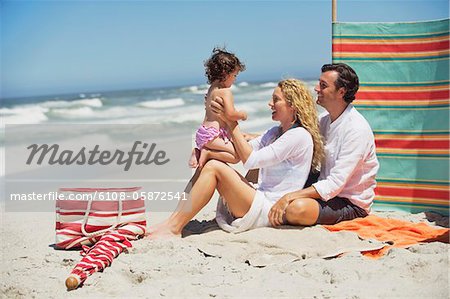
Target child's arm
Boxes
[216,89,247,121]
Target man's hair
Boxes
[321,63,359,103]
[204,47,245,84]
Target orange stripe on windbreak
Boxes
[376,139,449,149]
[374,197,448,208]
[376,148,449,155]
[377,182,448,191]
[333,36,449,44]
[375,186,450,201]
[356,99,449,105]
[359,85,448,92]
[332,40,450,52]
[375,134,448,140]
[357,90,449,100]
[334,49,450,58]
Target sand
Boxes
[1,197,449,299]
[1,156,449,299]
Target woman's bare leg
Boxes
[146,168,202,236]
[149,160,256,238]
[285,198,320,226]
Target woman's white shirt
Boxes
[244,126,313,202]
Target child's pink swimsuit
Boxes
[195,125,231,150]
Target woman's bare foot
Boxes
[147,226,181,239]
[189,148,200,168]
[147,220,181,239]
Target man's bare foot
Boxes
[188,148,200,168]
[198,148,209,168]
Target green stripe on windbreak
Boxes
[331,60,449,83]
[333,19,450,36]
[357,109,448,132]
[332,31,449,39]
[374,200,449,208]
[336,55,449,61]
[377,157,449,182]
[377,178,450,185]
[356,105,449,109]
[360,81,449,87]
[377,153,449,158]
[372,203,449,215]
[373,131,449,135]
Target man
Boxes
[268,63,379,226]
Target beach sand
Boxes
[1,168,449,299]
[1,206,448,298]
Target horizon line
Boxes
[1,76,319,101]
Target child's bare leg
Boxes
[199,137,237,167]
[206,137,237,155]
[199,149,238,168]
[189,148,200,168]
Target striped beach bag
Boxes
[55,187,147,249]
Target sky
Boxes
[1,0,449,99]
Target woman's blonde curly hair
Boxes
[278,79,324,172]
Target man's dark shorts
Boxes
[315,197,368,225]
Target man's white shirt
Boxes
[313,104,379,212]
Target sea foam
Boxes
[40,98,103,108]
[138,98,185,109]
[259,82,277,88]
[1,106,49,125]
[49,107,96,119]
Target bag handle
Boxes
[81,197,123,237]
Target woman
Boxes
[150,79,323,237]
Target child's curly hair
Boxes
[204,47,246,84]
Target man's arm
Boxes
[281,128,370,204]
[313,129,369,201]
[281,186,321,203]
[268,185,321,227]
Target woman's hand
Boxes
[210,96,225,116]
[242,132,260,141]
[212,95,253,162]
[268,196,289,227]
[211,96,234,126]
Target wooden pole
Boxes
[331,0,337,62]
[332,0,337,22]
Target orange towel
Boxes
[323,215,449,258]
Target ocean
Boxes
[1,79,323,208]
[1,79,321,134]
